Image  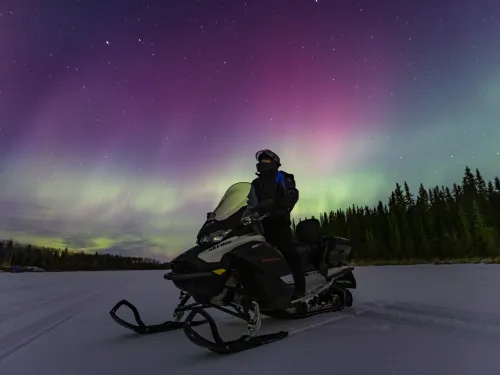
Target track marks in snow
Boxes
[0,278,125,362]
[288,311,356,335]
[358,301,500,338]
[0,303,84,361]
[0,284,110,322]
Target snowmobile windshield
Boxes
[209,182,251,222]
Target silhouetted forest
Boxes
[293,166,500,264]
[2,166,499,272]
[0,241,169,272]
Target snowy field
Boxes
[1,265,500,375]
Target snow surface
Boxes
[1,265,500,375]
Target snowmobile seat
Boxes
[295,218,321,245]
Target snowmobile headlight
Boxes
[199,230,231,244]
[208,229,231,243]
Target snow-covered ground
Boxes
[1,265,500,375]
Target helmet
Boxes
[255,149,281,166]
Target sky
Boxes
[1,0,500,261]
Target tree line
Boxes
[293,166,500,263]
[2,165,499,271]
[0,240,169,271]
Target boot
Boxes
[291,273,306,301]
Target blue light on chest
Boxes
[276,171,286,189]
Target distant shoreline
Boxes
[2,257,499,273]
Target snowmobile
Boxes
[109,181,357,354]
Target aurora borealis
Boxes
[1,0,500,260]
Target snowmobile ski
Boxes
[109,292,208,334]
[183,301,288,354]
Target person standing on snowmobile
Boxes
[244,149,306,300]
